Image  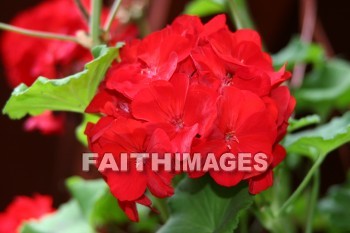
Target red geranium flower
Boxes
[86,14,295,221]
[0,195,54,233]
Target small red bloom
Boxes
[106,29,192,99]
[209,29,271,71]
[192,87,277,187]
[171,14,227,44]
[132,74,217,139]
[86,84,131,118]
[209,28,290,87]
[192,44,271,96]
[86,117,174,221]
[0,195,54,233]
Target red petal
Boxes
[118,200,139,222]
[210,170,245,187]
[249,170,273,194]
[272,144,286,168]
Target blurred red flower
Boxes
[0,195,54,233]
[23,110,65,135]
[1,0,137,135]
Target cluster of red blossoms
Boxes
[0,195,54,233]
[1,0,137,134]
[85,14,295,221]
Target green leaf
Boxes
[3,45,118,119]
[184,0,226,17]
[129,205,160,232]
[272,37,325,70]
[66,177,159,232]
[284,112,350,160]
[20,200,96,233]
[76,114,100,146]
[318,173,350,232]
[66,177,128,227]
[294,59,350,118]
[157,176,253,233]
[288,115,321,132]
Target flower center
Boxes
[141,66,157,78]
[223,71,235,86]
[225,131,239,150]
[118,102,130,113]
[171,118,185,131]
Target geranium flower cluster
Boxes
[85,14,295,221]
[1,0,137,134]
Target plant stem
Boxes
[291,0,317,88]
[104,0,122,33]
[305,169,320,233]
[239,211,249,233]
[277,155,325,215]
[136,17,151,38]
[226,0,255,29]
[74,0,90,23]
[154,197,169,223]
[0,22,80,44]
[90,0,102,46]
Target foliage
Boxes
[3,45,119,119]
[158,176,253,233]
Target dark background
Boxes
[0,0,349,209]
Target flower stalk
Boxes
[226,0,255,29]
[0,22,81,44]
[277,155,325,216]
[74,0,90,23]
[104,0,122,33]
[90,0,102,46]
[305,169,320,233]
